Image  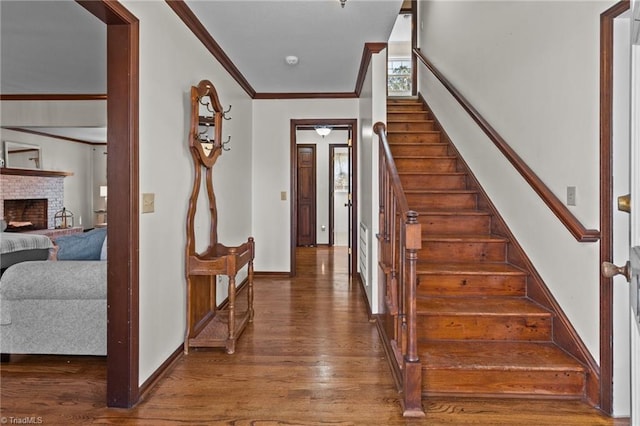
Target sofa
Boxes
[0,228,107,356]
[0,220,52,272]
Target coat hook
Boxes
[199,97,216,114]
[222,105,232,120]
[222,135,231,151]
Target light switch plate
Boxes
[142,193,155,213]
[566,186,576,206]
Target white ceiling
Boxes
[1,0,404,96]
[184,0,403,93]
[0,0,405,143]
[0,1,106,94]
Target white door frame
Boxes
[613,12,632,418]
[628,1,640,421]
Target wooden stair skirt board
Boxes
[383,98,596,403]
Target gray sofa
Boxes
[0,260,106,356]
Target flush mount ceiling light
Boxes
[315,126,332,138]
[285,55,299,66]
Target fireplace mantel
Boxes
[0,168,73,178]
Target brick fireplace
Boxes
[4,199,48,230]
[0,174,65,229]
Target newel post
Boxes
[402,210,424,417]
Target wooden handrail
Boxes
[414,48,600,243]
[374,121,424,416]
[374,122,411,213]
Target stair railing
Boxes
[373,122,424,417]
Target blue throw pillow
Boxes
[56,227,107,261]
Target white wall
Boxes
[120,1,253,385]
[358,48,387,313]
[0,128,95,228]
[0,100,106,127]
[92,146,107,225]
[252,99,358,272]
[417,0,613,363]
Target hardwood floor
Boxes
[0,247,627,425]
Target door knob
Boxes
[601,261,631,282]
[617,194,630,213]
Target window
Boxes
[388,58,411,94]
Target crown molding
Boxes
[0,94,107,101]
[166,0,256,98]
[354,42,387,97]
[254,92,357,100]
[2,126,107,146]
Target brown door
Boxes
[297,144,316,246]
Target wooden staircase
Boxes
[384,98,588,402]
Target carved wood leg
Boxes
[184,276,192,354]
[226,274,236,354]
[210,275,217,314]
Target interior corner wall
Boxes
[120,1,253,385]
[358,48,387,314]
[417,0,614,363]
[251,99,358,273]
[359,54,375,310]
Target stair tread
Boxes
[418,210,490,216]
[387,111,429,114]
[406,189,476,194]
[399,169,461,172]
[388,130,440,134]
[390,142,446,146]
[420,341,584,371]
[395,156,456,160]
[388,119,434,123]
[421,233,508,242]
[416,262,526,275]
[417,296,551,316]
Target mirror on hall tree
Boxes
[190,80,223,168]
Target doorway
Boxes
[77,0,139,408]
[388,2,417,97]
[290,119,357,277]
[329,144,350,247]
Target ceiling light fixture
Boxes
[340,0,347,8]
[315,126,332,138]
[285,55,299,66]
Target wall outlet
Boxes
[566,186,576,206]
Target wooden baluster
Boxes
[248,237,255,322]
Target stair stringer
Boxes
[417,94,600,407]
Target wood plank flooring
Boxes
[0,247,628,425]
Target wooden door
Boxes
[297,145,316,246]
